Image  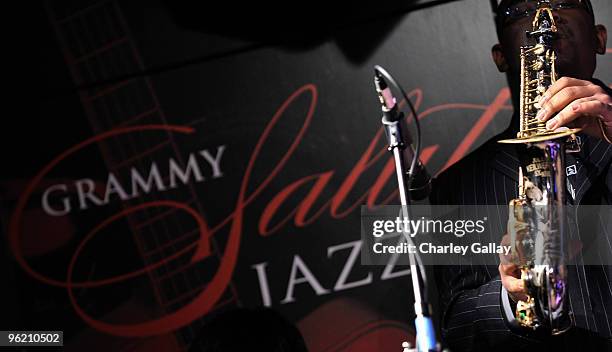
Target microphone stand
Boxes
[375,67,439,352]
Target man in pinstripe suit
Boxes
[430,1,612,350]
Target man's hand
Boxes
[536,77,612,142]
[499,234,528,303]
[498,200,530,303]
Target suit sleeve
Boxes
[430,172,542,351]
[434,265,541,351]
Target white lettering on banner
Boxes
[104,173,130,203]
[76,179,103,209]
[251,262,273,307]
[199,145,225,178]
[253,240,411,306]
[41,184,71,216]
[380,251,411,280]
[327,240,372,291]
[281,255,330,304]
[40,145,226,216]
[130,162,166,196]
[168,154,204,188]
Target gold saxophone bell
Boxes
[498,0,576,334]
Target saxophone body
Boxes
[498,0,578,335]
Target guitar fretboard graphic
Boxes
[45,0,240,348]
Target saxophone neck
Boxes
[532,1,558,34]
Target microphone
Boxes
[374,71,431,201]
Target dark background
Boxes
[2,0,611,350]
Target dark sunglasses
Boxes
[498,0,593,25]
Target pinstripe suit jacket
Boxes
[430,81,612,352]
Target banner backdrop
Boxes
[4,0,611,350]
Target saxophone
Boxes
[498,0,578,334]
